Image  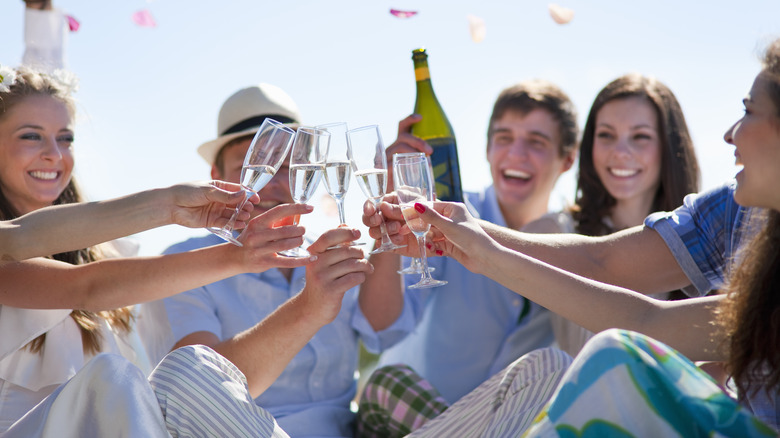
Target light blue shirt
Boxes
[379,186,554,404]
[163,234,415,438]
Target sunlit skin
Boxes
[486,108,574,229]
[211,137,294,219]
[592,96,663,229]
[0,95,75,215]
[724,71,780,210]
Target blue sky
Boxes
[2,1,779,255]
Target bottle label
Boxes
[414,67,430,82]
[427,137,463,203]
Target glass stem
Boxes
[374,200,394,245]
[225,189,252,233]
[336,198,347,226]
[416,235,433,281]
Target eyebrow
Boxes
[492,127,552,141]
[596,122,656,131]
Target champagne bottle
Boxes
[410,48,463,203]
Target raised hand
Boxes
[168,181,260,230]
[412,201,499,275]
[361,194,425,259]
[231,203,313,272]
[299,228,374,325]
[384,114,432,192]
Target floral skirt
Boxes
[523,329,776,438]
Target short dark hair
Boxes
[487,80,579,158]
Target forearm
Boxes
[0,244,242,310]
[481,220,689,295]
[2,189,173,262]
[359,251,404,331]
[212,294,329,398]
[477,243,722,361]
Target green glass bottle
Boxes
[410,48,463,203]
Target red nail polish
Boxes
[436,250,443,256]
[414,203,426,213]
[426,243,432,250]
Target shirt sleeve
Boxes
[163,288,223,342]
[351,288,418,354]
[644,182,737,295]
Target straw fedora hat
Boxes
[197,83,301,165]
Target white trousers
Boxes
[2,345,288,438]
[407,347,573,437]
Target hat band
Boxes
[221,115,298,136]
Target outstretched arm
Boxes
[0,203,308,311]
[478,220,689,295]
[363,197,690,295]
[0,181,257,263]
[417,201,723,362]
[171,227,373,398]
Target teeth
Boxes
[609,168,639,177]
[503,169,531,179]
[29,171,58,180]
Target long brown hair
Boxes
[721,38,780,400]
[572,74,700,236]
[0,67,132,355]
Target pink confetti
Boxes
[467,15,486,43]
[132,9,157,28]
[66,15,80,32]
[548,4,574,25]
[390,8,418,19]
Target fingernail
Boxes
[436,250,443,256]
[353,229,361,238]
[414,203,426,213]
[426,243,432,250]
[309,255,318,262]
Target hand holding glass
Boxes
[393,153,447,288]
[347,125,406,255]
[208,118,295,246]
[394,153,435,275]
[278,126,329,257]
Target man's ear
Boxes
[560,150,576,173]
[210,165,222,180]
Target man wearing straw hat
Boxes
[155,84,415,437]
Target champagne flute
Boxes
[347,125,406,255]
[317,122,353,227]
[393,153,447,288]
[278,126,329,257]
[394,153,435,275]
[208,118,295,246]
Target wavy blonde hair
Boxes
[0,67,132,355]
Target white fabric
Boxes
[22,8,67,72]
[0,306,151,432]
[2,353,171,438]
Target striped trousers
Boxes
[357,347,573,437]
[4,345,287,438]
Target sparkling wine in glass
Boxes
[208,118,295,246]
[394,153,435,275]
[393,153,447,289]
[347,125,406,255]
[278,126,329,257]
[317,122,353,226]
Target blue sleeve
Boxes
[163,287,223,342]
[644,182,739,295]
